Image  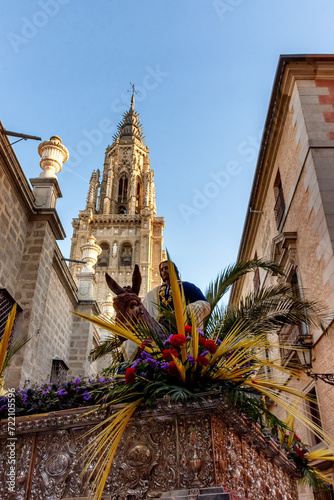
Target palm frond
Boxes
[205,260,284,322]
[0,304,17,378]
[72,311,154,351]
[81,399,142,500]
[166,251,186,335]
[305,448,334,462]
[89,335,123,362]
[2,335,30,373]
[222,284,327,337]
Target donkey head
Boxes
[105,265,144,329]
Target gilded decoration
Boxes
[0,396,299,499]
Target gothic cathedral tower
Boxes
[69,94,165,304]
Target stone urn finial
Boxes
[37,135,69,178]
[80,236,102,274]
[102,293,114,316]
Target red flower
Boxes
[184,325,192,335]
[196,355,209,366]
[168,361,179,377]
[125,367,136,384]
[199,337,206,346]
[170,334,187,347]
[205,340,217,354]
[162,349,179,361]
[295,446,306,458]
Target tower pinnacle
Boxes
[129,82,137,111]
[113,86,145,144]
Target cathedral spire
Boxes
[113,88,145,144]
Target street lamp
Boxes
[296,335,334,386]
[296,335,313,370]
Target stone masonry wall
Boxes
[0,161,30,300]
[5,220,58,386]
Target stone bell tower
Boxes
[69,93,165,304]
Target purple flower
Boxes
[75,378,82,385]
[160,362,170,370]
[98,377,106,383]
[76,385,86,393]
[83,392,92,401]
[139,372,147,378]
[146,357,159,368]
[201,350,210,356]
[56,389,68,397]
[187,355,195,364]
[197,328,204,336]
[42,387,51,396]
[217,339,222,345]
[140,351,152,360]
[163,335,174,346]
[132,359,141,368]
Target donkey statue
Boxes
[105,265,168,341]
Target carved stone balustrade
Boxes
[0,395,299,499]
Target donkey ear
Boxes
[105,273,125,295]
[132,264,142,295]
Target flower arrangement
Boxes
[0,377,113,420]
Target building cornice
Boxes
[30,208,66,240]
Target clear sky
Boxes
[1,0,334,293]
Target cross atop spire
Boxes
[129,82,137,110]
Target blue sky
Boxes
[1,0,334,293]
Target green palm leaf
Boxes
[222,284,327,337]
[205,259,283,322]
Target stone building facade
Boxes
[230,55,334,498]
[0,127,101,388]
[68,95,165,306]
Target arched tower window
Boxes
[118,174,128,203]
[118,205,127,214]
[135,177,142,214]
[97,243,110,268]
[120,243,132,267]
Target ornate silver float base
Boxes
[0,395,298,499]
